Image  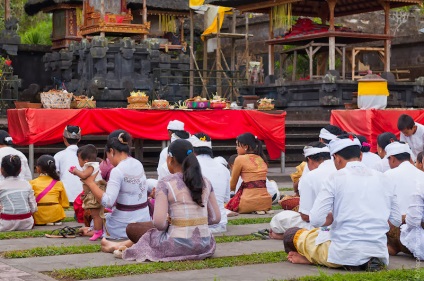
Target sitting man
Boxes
[384,141,423,256]
[269,142,336,238]
[283,134,401,271]
[397,114,424,162]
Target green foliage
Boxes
[20,20,52,45]
[49,251,287,280]
[0,230,50,240]
[278,268,424,281]
[227,217,272,225]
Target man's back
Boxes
[310,161,401,266]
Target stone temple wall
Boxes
[42,37,190,107]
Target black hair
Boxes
[357,135,371,153]
[77,144,98,162]
[304,141,331,162]
[377,132,398,150]
[1,155,21,177]
[397,114,415,131]
[334,134,361,160]
[391,152,411,162]
[193,132,213,157]
[168,139,205,207]
[171,130,190,140]
[37,155,60,181]
[65,125,81,145]
[228,154,238,166]
[417,152,423,164]
[321,125,346,144]
[106,130,131,154]
[236,132,268,165]
[0,130,13,145]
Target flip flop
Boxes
[252,232,269,240]
[45,226,81,238]
[258,229,269,236]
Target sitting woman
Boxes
[226,132,272,214]
[31,155,69,226]
[373,132,398,173]
[101,139,221,261]
[83,130,150,240]
[357,135,381,168]
[0,155,37,231]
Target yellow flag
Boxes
[189,0,205,9]
[201,6,232,40]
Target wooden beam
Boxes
[216,12,222,97]
[292,50,297,81]
[202,12,208,98]
[5,0,11,20]
[269,9,275,76]
[237,0,301,13]
[383,1,391,72]
[189,9,194,98]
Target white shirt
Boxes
[400,123,424,162]
[0,146,32,181]
[372,156,390,173]
[101,157,150,222]
[298,160,337,216]
[310,161,401,266]
[361,152,381,169]
[0,177,37,214]
[197,154,230,227]
[54,145,82,202]
[385,161,424,214]
[82,162,103,182]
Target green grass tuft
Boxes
[2,235,262,258]
[62,217,76,222]
[279,187,294,192]
[277,268,424,281]
[0,230,51,240]
[227,217,272,225]
[48,251,287,280]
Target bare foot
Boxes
[100,238,118,253]
[79,227,94,237]
[287,251,312,264]
[269,229,285,240]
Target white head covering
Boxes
[319,128,337,141]
[303,146,330,157]
[191,135,212,149]
[329,136,361,155]
[146,179,158,193]
[385,142,412,157]
[167,120,185,131]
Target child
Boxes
[69,144,105,241]
[31,155,69,226]
[416,151,423,171]
[397,114,424,162]
[0,155,37,231]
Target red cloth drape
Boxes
[331,109,424,153]
[7,109,286,159]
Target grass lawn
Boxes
[2,235,263,258]
[48,251,287,280]
[278,267,424,281]
[227,217,272,225]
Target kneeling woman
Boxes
[101,139,221,261]
[226,133,272,214]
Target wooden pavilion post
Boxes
[268,8,275,76]
[216,12,222,97]
[327,0,337,70]
[4,0,10,21]
[230,10,236,72]
[383,2,391,72]
[189,9,194,98]
[142,0,147,39]
[202,12,208,97]
[100,0,105,37]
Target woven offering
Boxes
[258,98,275,110]
[71,95,96,109]
[127,91,150,109]
[151,100,169,109]
[40,89,73,109]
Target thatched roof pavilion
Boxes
[206,0,422,76]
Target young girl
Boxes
[70,144,105,241]
[30,155,69,226]
[226,132,272,214]
[0,155,37,231]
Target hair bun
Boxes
[118,133,128,145]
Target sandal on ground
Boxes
[265,210,274,214]
[46,221,63,226]
[252,232,269,240]
[45,226,82,238]
[253,211,266,215]
[258,229,269,236]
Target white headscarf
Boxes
[303,146,330,157]
[319,128,337,141]
[385,142,412,157]
[329,136,361,155]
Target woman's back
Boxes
[0,178,35,214]
[156,173,212,239]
